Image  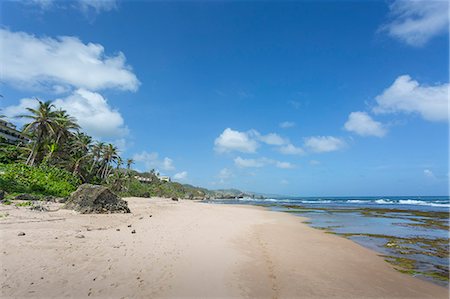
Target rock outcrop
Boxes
[64,184,130,214]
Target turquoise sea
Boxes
[207,196,450,286]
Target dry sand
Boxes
[0,197,448,298]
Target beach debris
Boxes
[131,229,136,234]
[139,216,143,220]
[86,228,92,231]
[149,215,152,217]
[172,197,179,201]
[18,232,26,236]
[116,228,120,231]
[75,234,85,239]
[127,224,132,227]
[63,184,131,214]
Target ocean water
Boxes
[207,196,449,286]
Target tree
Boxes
[19,99,59,166]
[126,158,134,171]
[69,132,92,179]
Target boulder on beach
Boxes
[64,184,130,214]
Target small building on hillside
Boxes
[159,176,171,182]
[0,119,28,145]
[134,176,153,184]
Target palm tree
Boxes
[89,141,105,175]
[46,109,80,164]
[126,158,134,171]
[19,99,59,166]
[100,143,119,180]
[70,132,92,179]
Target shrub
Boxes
[0,163,81,197]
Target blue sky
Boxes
[0,0,448,196]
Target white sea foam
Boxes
[398,200,450,208]
[300,200,333,204]
[375,199,392,204]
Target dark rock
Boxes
[131,230,136,234]
[15,194,39,201]
[172,197,179,201]
[75,234,85,239]
[127,224,132,227]
[0,190,5,200]
[116,228,120,231]
[30,205,49,212]
[18,232,25,236]
[63,184,130,214]
[142,192,151,198]
[57,197,68,203]
[149,215,152,217]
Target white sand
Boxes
[1,197,448,298]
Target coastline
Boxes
[1,197,448,298]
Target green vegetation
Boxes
[0,163,80,197]
[0,99,227,201]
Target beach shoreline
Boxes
[1,197,448,298]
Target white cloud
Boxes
[3,89,128,138]
[234,157,268,168]
[133,151,175,172]
[424,169,435,178]
[27,0,54,9]
[161,157,175,171]
[0,28,139,92]
[279,121,295,129]
[278,143,305,155]
[275,161,295,169]
[218,168,233,180]
[258,132,288,146]
[174,171,188,180]
[234,157,294,169]
[380,0,449,46]
[309,160,321,166]
[24,0,118,13]
[344,111,387,137]
[304,136,346,153]
[78,0,118,12]
[214,128,259,153]
[373,75,449,122]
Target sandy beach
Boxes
[0,197,448,298]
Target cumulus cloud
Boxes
[380,0,449,46]
[344,111,387,137]
[373,75,449,122]
[3,89,128,138]
[234,157,294,169]
[174,171,188,180]
[275,161,294,169]
[214,128,259,153]
[0,28,139,92]
[258,132,288,146]
[278,143,305,155]
[304,136,346,153]
[279,121,295,129]
[234,157,268,168]
[133,151,175,172]
[218,168,233,180]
